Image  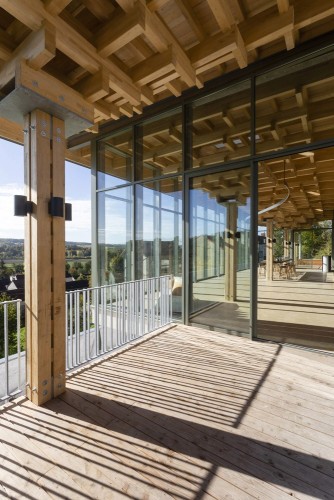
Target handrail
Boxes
[65,275,172,372]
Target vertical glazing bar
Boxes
[17,301,21,394]
[4,303,9,399]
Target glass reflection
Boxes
[189,167,251,334]
[191,80,251,169]
[98,187,133,284]
[98,128,132,189]
[136,109,182,180]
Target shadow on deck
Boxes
[0,324,334,499]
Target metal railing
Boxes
[0,299,25,403]
[65,275,172,371]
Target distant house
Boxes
[0,277,10,294]
[66,279,89,291]
[1,273,89,301]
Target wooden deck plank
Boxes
[1,324,334,499]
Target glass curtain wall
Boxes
[94,42,334,348]
[135,178,182,280]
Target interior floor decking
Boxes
[1,324,334,499]
[190,270,334,350]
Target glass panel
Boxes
[257,147,334,350]
[256,47,334,155]
[189,166,251,334]
[136,177,182,319]
[98,186,133,284]
[191,80,251,170]
[97,128,132,189]
[136,108,182,180]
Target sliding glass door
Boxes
[188,166,251,334]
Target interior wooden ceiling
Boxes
[0,0,334,228]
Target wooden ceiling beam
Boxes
[45,0,73,16]
[94,100,121,120]
[240,6,294,51]
[143,3,196,87]
[295,0,334,30]
[74,68,109,102]
[277,0,295,50]
[206,0,235,31]
[174,0,206,41]
[81,0,114,21]
[96,2,146,57]
[0,22,56,90]
[16,59,94,123]
[0,0,142,106]
[165,78,182,96]
[189,29,238,69]
[131,46,175,86]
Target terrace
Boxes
[0,3,334,496]
[1,324,334,499]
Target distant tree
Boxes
[13,263,24,274]
[0,293,24,357]
[84,260,91,274]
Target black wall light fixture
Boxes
[65,203,72,221]
[272,238,277,243]
[235,231,241,239]
[14,195,33,216]
[226,231,233,238]
[49,197,64,217]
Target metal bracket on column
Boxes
[49,197,64,217]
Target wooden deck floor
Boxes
[1,325,334,499]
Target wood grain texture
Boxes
[1,324,334,498]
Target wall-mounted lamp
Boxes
[272,238,276,243]
[49,197,64,217]
[226,231,233,239]
[267,238,271,243]
[288,241,292,245]
[14,195,33,216]
[65,203,72,221]
[234,231,241,239]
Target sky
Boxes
[0,138,91,242]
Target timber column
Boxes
[225,202,238,301]
[25,109,66,405]
[266,221,274,281]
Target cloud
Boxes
[65,198,91,242]
[0,189,24,239]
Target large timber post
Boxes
[225,202,238,301]
[25,109,66,405]
[266,220,274,281]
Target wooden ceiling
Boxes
[0,0,333,154]
[0,0,334,228]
